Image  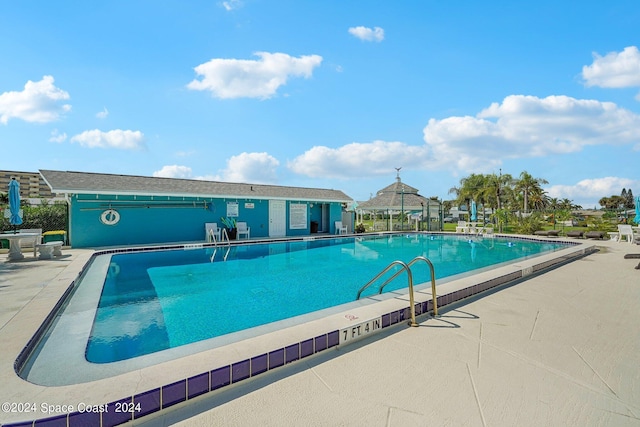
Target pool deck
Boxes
[1,237,639,426]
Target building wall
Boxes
[1,170,55,199]
[69,193,345,247]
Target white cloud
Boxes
[546,177,640,208]
[96,107,109,119]
[70,129,145,149]
[423,94,640,171]
[288,94,640,180]
[153,165,193,178]
[187,52,323,99]
[221,0,242,11]
[348,26,385,42]
[582,46,640,88]
[49,129,67,143]
[219,152,280,183]
[288,141,430,179]
[0,75,71,124]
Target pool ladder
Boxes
[355,256,438,326]
[208,228,231,262]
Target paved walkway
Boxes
[0,240,639,426]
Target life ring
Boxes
[100,209,120,225]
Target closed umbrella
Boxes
[8,178,22,232]
[470,200,477,222]
[635,196,640,224]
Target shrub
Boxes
[513,213,545,235]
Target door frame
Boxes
[269,200,286,237]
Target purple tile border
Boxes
[102,397,133,427]
[3,421,34,427]
[382,313,391,328]
[7,236,592,427]
[269,348,285,369]
[188,372,209,399]
[285,343,300,364]
[251,353,268,376]
[162,379,186,407]
[69,410,100,427]
[328,330,340,347]
[389,310,399,325]
[301,338,314,358]
[232,359,250,383]
[211,366,231,390]
[33,414,67,427]
[315,334,327,352]
[134,388,161,419]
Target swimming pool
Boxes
[20,233,577,386]
[87,234,567,363]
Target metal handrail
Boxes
[208,228,218,245]
[355,260,418,327]
[221,228,231,261]
[355,256,438,323]
[209,228,231,262]
[378,256,438,317]
[356,260,409,300]
[207,229,217,262]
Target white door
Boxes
[269,200,286,237]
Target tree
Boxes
[599,195,625,210]
[622,188,634,209]
[560,198,581,211]
[514,171,549,214]
[484,172,514,211]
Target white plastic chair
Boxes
[237,222,251,239]
[617,224,634,244]
[205,223,221,242]
[335,221,347,235]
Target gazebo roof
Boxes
[357,177,438,211]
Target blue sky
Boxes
[1,1,639,208]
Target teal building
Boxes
[40,170,353,248]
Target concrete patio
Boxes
[0,238,638,426]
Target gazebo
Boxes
[356,174,442,231]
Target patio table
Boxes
[0,232,39,260]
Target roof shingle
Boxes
[39,170,353,202]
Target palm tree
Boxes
[514,171,548,214]
[450,173,489,219]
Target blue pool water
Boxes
[86,234,569,363]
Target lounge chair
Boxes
[566,230,584,238]
[237,222,251,239]
[335,221,347,235]
[534,230,560,237]
[585,231,604,240]
[623,254,640,269]
[616,224,635,244]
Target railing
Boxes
[378,256,438,317]
[221,228,231,261]
[208,228,231,262]
[355,256,438,324]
